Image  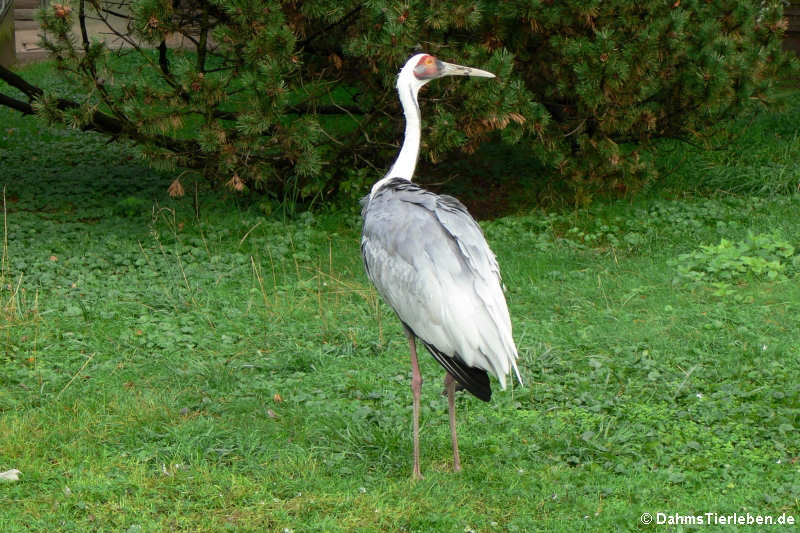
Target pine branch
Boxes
[78,0,90,49]
[287,104,368,115]
[297,5,363,50]
[97,5,133,20]
[158,41,170,75]
[0,65,201,157]
[0,92,34,115]
[196,0,233,26]
[0,65,43,100]
[197,8,210,73]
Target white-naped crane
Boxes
[360,54,522,480]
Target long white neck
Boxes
[370,81,422,197]
[388,83,421,181]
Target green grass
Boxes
[1,64,800,531]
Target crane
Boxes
[360,53,522,480]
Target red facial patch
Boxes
[413,55,440,80]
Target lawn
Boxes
[1,63,799,532]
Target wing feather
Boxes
[361,179,522,396]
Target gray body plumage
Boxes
[361,178,520,401]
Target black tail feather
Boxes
[400,321,492,402]
[420,340,491,402]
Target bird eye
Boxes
[413,55,439,79]
[415,55,434,68]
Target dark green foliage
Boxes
[495,0,798,201]
[5,0,797,203]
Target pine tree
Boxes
[0,0,795,203]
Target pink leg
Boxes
[444,373,462,472]
[407,332,423,480]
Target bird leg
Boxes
[407,332,423,480]
[444,373,462,472]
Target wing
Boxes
[361,179,521,397]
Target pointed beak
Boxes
[440,61,496,79]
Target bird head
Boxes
[397,53,495,93]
